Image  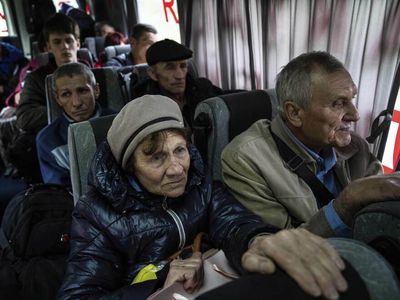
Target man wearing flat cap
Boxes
[132,39,226,129]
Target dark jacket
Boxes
[132,75,225,129]
[36,105,112,186]
[16,58,57,133]
[105,52,134,68]
[59,142,275,299]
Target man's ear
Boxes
[147,67,158,82]
[130,37,137,48]
[94,84,100,99]
[284,101,303,128]
[54,90,63,107]
[46,42,52,53]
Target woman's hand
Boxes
[242,229,348,300]
[164,252,204,293]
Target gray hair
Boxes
[52,62,96,92]
[275,51,345,119]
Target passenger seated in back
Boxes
[94,21,115,37]
[0,41,29,107]
[94,31,127,67]
[36,63,113,186]
[132,39,226,129]
[16,12,83,135]
[222,51,400,238]
[9,13,89,182]
[105,23,157,67]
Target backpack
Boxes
[0,183,74,299]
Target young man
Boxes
[132,39,226,129]
[36,63,112,186]
[222,51,400,238]
[16,13,82,134]
[105,23,157,67]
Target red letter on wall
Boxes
[163,0,179,24]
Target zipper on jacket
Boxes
[162,196,186,249]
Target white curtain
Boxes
[185,0,400,139]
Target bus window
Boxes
[0,1,8,36]
[51,0,79,9]
[136,0,181,42]
[381,93,400,173]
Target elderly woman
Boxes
[59,95,347,299]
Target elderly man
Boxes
[106,23,157,67]
[132,39,226,129]
[36,63,112,186]
[222,51,400,238]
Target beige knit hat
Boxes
[107,94,184,169]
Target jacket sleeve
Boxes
[15,71,47,133]
[205,181,279,274]
[221,148,336,237]
[36,130,70,185]
[58,197,154,300]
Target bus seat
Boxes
[77,48,95,67]
[193,89,275,181]
[83,36,105,60]
[37,48,95,67]
[45,67,127,124]
[68,114,116,204]
[104,44,131,62]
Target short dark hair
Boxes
[94,21,115,36]
[52,62,96,92]
[131,23,157,40]
[43,13,80,42]
[276,51,346,118]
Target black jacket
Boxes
[132,75,225,129]
[59,142,276,299]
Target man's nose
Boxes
[71,93,82,106]
[344,102,360,122]
[174,68,186,79]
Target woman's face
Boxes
[132,131,190,198]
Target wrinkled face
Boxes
[101,24,115,37]
[293,69,360,151]
[47,32,80,66]
[133,132,190,198]
[149,60,188,97]
[55,74,98,122]
[131,32,157,64]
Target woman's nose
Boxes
[166,159,184,176]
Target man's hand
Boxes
[334,173,400,225]
[164,252,204,293]
[242,229,347,300]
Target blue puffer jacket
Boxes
[59,141,276,299]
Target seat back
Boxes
[45,67,127,124]
[37,48,95,67]
[193,89,277,181]
[104,44,131,62]
[68,114,116,204]
[84,36,105,60]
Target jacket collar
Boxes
[271,116,362,170]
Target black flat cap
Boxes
[146,39,193,66]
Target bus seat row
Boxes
[35,48,95,68]
[83,36,105,60]
[67,89,277,203]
